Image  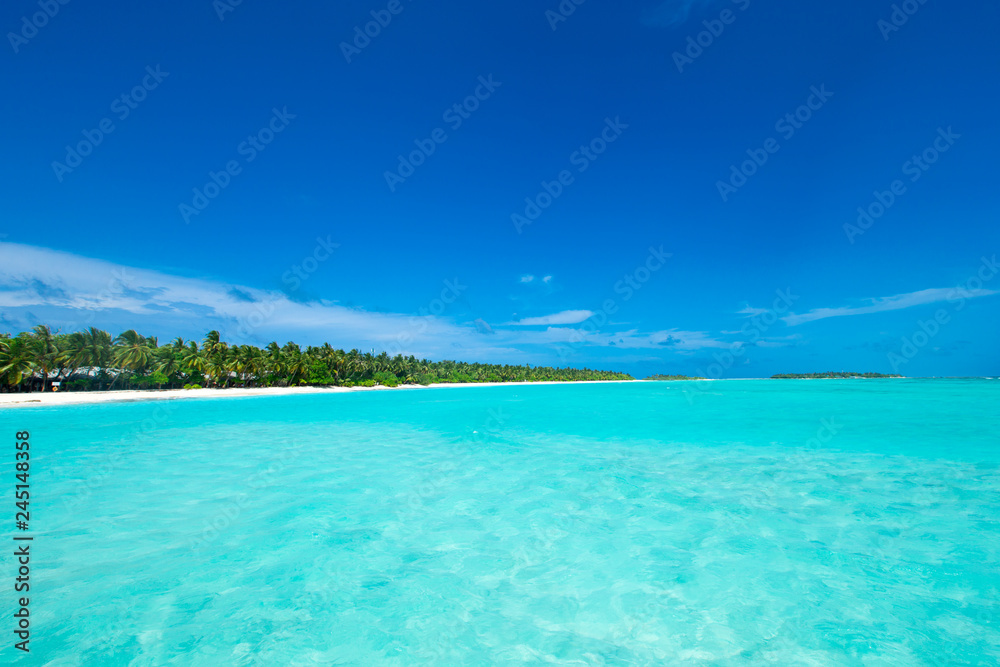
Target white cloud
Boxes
[549,327,731,351]
[0,243,776,365]
[542,275,553,284]
[519,275,535,283]
[0,243,522,361]
[507,310,595,326]
[642,329,730,351]
[754,334,803,348]
[783,287,998,326]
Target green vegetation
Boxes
[771,372,904,379]
[644,374,706,381]
[0,325,633,393]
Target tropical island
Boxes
[644,374,707,381]
[0,326,634,393]
[771,372,904,379]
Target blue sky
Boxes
[1,0,998,377]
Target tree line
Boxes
[0,326,634,392]
[771,372,903,379]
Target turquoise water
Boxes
[3,379,1000,665]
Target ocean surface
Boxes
[3,379,999,665]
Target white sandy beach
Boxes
[0,380,638,408]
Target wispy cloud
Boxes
[783,287,998,326]
[556,327,731,351]
[753,334,803,348]
[519,275,535,283]
[0,243,520,361]
[0,243,791,365]
[641,329,729,350]
[508,310,594,326]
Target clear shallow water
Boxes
[3,379,1000,665]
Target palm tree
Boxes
[83,327,113,383]
[286,353,309,386]
[202,331,230,387]
[181,341,205,381]
[5,326,639,391]
[29,325,58,392]
[112,330,153,388]
[0,336,36,389]
[58,331,87,382]
[203,330,222,357]
[155,345,180,387]
[234,345,263,386]
[205,343,230,388]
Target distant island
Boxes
[0,326,634,393]
[771,372,904,379]
[644,374,707,381]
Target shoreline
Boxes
[0,380,638,409]
[0,376,956,409]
